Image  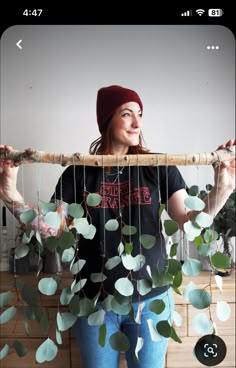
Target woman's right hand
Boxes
[0,145,20,202]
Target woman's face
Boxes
[110,102,142,154]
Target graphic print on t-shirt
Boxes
[96,179,152,208]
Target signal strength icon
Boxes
[181,10,192,16]
[196,9,205,16]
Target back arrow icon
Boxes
[16,40,22,49]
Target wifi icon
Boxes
[196,9,205,16]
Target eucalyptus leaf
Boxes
[44,211,61,229]
[56,329,62,345]
[70,259,86,274]
[105,256,121,270]
[68,203,84,218]
[86,193,102,207]
[38,277,58,296]
[139,234,156,249]
[99,324,107,347]
[0,291,14,308]
[184,221,202,241]
[105,219,119,231]
[183,281,197,302]
[156,320,171,338]
[189,289,212,309]
[214,275,223,293]
[22,230,34,244]
[188,185,199,196]
[121,254,136,270]
[211,252,231,269]
[133,254,146,272]
[173,310,183,327]
[170,326,182,343]
[17,306,36,320]
[195,212,213,228]
[0,306,17,324]
[115,278,134,296]
[0,344,9,360]
[20,209,37,224]
[21,284,39,306]
[23,320,29,336]
[14,244,30,259]
[40,312,50,335]
[165,258,182,276]
[173,271,182,288]
[197,243,212,256]
[134,302,145,324]
[164,220,179,236]
[35,338,58,363]
[121,225,137,236]
[44,237,58,252]
[61,247,75,263]
[60,287,74,305]
[191,313,213,334]
[182,258,202,276]
[88,309,105,326]
[90,273,107,283]
[71,279,87,293]
[137,279,152,296]
[149,299,165,314]
[216,301,231,321]
[57,312,77,331]
[83,224,96,239]
[170,243,178,258]
[109,331,130,352]
[134,337,144,363]
[184,196,205,211]
[58,231,75,250]
[69,295,81,315]
[40,202,57,215]
[77,297,95,317]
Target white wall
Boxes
[0,25,235,250]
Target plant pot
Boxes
[42,249,63,274]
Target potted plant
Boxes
[190,185,235,276]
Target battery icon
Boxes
[208,9,223,17]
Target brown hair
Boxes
[89,120,149,155]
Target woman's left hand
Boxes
[213,139,235,191]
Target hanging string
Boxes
[72,154,77,204]
[102,155,106,256]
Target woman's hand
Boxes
[213,139,235,192]
[0,145,20,202]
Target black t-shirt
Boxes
[51,165,186,301]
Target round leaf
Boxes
[86,193,101,207]
[105,219,119,231]
[40,202,57,215]
[216,301,231,321]
[139,234,156,249]
[36,338,58,363]
[44,212,61,229]
[189,289,212,309]
[88,309,105,326]
[0,291,14,308]
[156,320,171,338]
[38,277,58,296]
[149,299,165,314]
[164,220,179,236]
[211,252,231,269]
[121,225,137,236]
[0,306,17,324]
[0,344,9,360]
[115,278,134,296]
[68,203,84,218]
[109,331,130,352]
[191,313,213,334]
[182,258,202,276]
[20,209,37,224]
[184,196,205,211]
[195,212,213,228]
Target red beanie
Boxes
[96,85,143,133]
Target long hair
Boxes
[89,120,149,155]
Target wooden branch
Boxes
[0,147,235,167]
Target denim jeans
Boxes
[73,288,174,368]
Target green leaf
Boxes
[44,211,61,229]
[0,344,9,360]
[164,220,179,236]
[188,185,199,196]
[139,234,156,249]
[99,324,107,347]
[165,259,182,276]
[216,301,231,321]
[194,235,204,246]
[0,291,14,308]
[115,278,134,296]
[156,320,171,338]
[197,244,211,256]
[184,221,202,241]
[124,242,133,255]
[70,259,86,274]
[170,326,182,343]
[105,256,121,270]
[77,297,95,317]
[132,255,146,272]
[38,277,58,296]
[17,306,36,320]
[170,243,178,257]
[203,229,218,243]
[0,306,17,324]
[184,196,205,211]
[173,271,183,288]
[159,203,165,217]
[88,309,105,326]
[68,203,84,218]
[195,212,213,228]
[58,231,75,250]
[35,338,58,363]
[121,254,136,270]
[56,329,62,345]
[61,247,75,263]
[109,331,130,352]
[211,252,231,269]
[86,193,101,207]
[105,219,119,231]
[71,279,87,293]
[121,225,137,236]
[20,209,37,224]
[149,299,165,314]
[40,311,50,335]
[152,270,173,287]
[137,279,152,296]
[21,284,39,306]
[182,258,202,276]
[40,202,57,215]
[90,273,107,283]
[191,313,213,334]
[189,289,212,309]
[147,319,162,341]
[69,295,81,315]
[44,237,58,252]
[57,312,77,331]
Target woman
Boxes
[0,85,235,368]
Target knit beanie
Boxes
[96,85,143,133]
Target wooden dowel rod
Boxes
[0,147,235,167]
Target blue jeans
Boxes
[73,288,174,368]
